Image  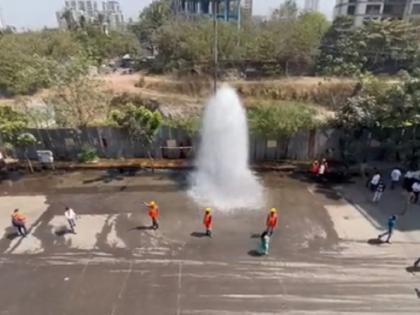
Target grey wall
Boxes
[7,126,341,162]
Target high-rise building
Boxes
[172,0,242,22]
[56,0,125,31]
[0,7,5,30]
[304,0,319,12]
[243,0,253,18]
[334,0,420,26]
[102,0,125,30]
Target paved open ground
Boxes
[0,170,420,314]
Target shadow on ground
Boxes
[55,225,74,236]
[248,249,265,257]
[406,266,420,273]
[130,225,153,231]
[190,232,208,238]
[367,238,385,245]
[5,226,20,240]
[83,169,127,184]
[288,172,351,201]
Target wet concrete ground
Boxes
[0,170,420,314]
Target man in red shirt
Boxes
[147,201,160,230]
[266,208,278,236]
[203,208,213,238]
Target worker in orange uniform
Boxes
[147,201,160,230]
[203,208,213,237]
[11,209,28,237]
[265,208,278,236]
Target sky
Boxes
[0,0,335,30]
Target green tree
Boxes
[165,116,200,137]
[0,106,28,143]
[248,102,319,138]
[0,107,37,172]
[109,104,163,162]
[45,76,110,127]
[361,19,418,73]
[131,0,172,54]
[316,16,366,76]
[15,133,38,173]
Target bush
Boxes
[248,102,320,138]
[78,145,99,163]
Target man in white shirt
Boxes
[370,171,381,191]
[390,168,402,189]
[64,206,77,234]
[411,182,420,204]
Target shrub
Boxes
[248,102,320,138]
[78,145,99,163]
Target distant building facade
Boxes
[304,0,319,12]
[171,0,242,22]
[0,7,5,30]
[334,0,420,26]
[243,0,253,18]
[56,0,125,31]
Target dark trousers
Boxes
[205,228,212,237]
[378,228,393,242]
[266,226,275,236]
[411,192,419,204]
[152,218,159,230]
[67,219,76,233]
[391,180,398,190]
[15,224,27,236]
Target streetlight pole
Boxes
[212,0,218,93]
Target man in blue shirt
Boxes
[378,215,397,243]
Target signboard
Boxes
[267,140,277,149]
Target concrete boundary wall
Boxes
[5,127,342,162]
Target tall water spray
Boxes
[189,86,264,211]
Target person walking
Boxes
[11,209,28,237]
[266,208,278,236]
[403,170,415,192]
[311,160,319,177]
[64,206,77,234]
[318,158,328,180]
[411,181,420,204]
[378,215,397,243]
[146,201,160,230]
[390,167,402,190]
[203,208,213,237]
[372,181,386,203]
[369,170,381,192]
[258,231,270,255]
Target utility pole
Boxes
[213,0,218,93]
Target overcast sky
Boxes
[0,0,335,30]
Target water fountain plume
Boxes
[189,85,264,211]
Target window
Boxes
[412,4,420,15]
[383,4,405,16]
[366,5,381,15]
[347,5,356,15]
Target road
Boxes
[0,170,419,314]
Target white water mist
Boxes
[189,86,264,211]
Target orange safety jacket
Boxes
[12,213,26,225]
[266,213,278,228]
[148,206,159,219]
[203,213,212,229]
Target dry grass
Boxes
[103,74,356,110]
